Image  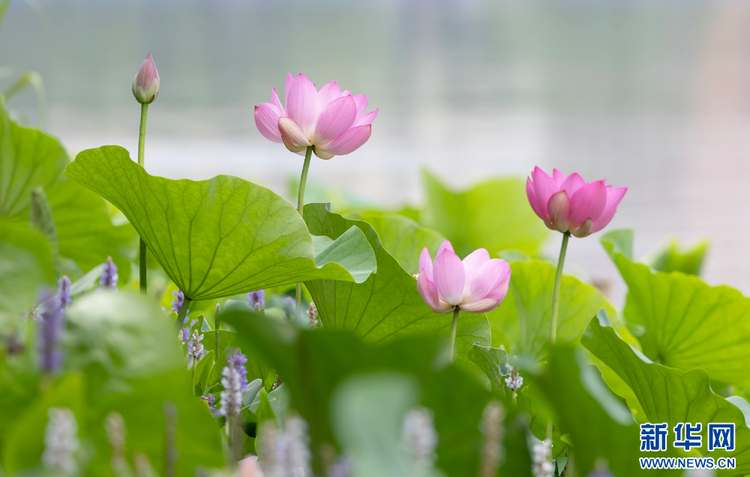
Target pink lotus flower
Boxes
[417,241,511,314]
[132,53,160,104]
[526,167,627,237]
[254,73,378,159]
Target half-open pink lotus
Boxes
[254,73,378,159]
[526,167,627,237]
[417,241,511,314]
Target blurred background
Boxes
[2,0,750,300]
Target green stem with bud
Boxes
[191,359,196,398]
[137,103,149,294]
[295,146,314,314]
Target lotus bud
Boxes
[132,54,160,104]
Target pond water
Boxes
[4,0,750,303]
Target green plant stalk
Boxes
[295,146,314,313]
[449,307,460,362]
[138,103,149,294]
[191,359,197,398]
[163,403,177,477]
[175,297,192,328]
[549,231,570,344]
[228,415,241,461]
[546,231,570,447]
[214,305,220,366]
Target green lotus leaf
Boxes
[583,312,750,475]
[602,229,750,390]
[528,339,679,476]
[486,259,614,360]
[0,97,67,218]
[65,147,376,300]
[0,222,55,327]
[303,203,490,373]
[468,344,509,392]
[648,238,709,276]
[0,97,135,281]
[357,211,446,275]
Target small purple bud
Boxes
[58,276,71,311]
[98,256,119,291]
[171,289,185,314]
[132,53,160,104]
[282,296,296,322]
[247,290,265,310]
[180,318,195,344]
[38,290,65,373]
[227,349,248,391]
[201,394,216,412]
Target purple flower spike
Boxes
[188,329,204,360]
[220,364,242,418]
[38,290,65,373]
[98,256,119,291]
[248,290,265,310]
[58,276,72,311]
[227,350,248,391]
[180,318,195,344]
[171,289,185,314]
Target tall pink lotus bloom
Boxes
[526,167,627,238]
[254,73,378,159]
[417,241,511,314]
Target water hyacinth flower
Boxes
[505,362,523,393]
[227,349,249,391]
[255,73,378,159]
[99,256,119,290]
[308,301,318,328]
[132,53,160,104]
[58,276,72,311]
[479,401,505,477]
[259,417,312,477]
[38,290,65,374]
[417,241,511,314]
[187,329,204,360]
[171,289,185,314]
[220,363,243,418]
[180,317,196,344]
[202,394,217,413]
[402,407,438,472]
[281,296,296,322]
[526,167,627,238]
[42,407,80,474]
[248,290,265,310]
[532,439,554,477]
[105,412,127,474]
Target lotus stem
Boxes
[550,232,570,345]
[137,103,149,294]
[449,307,460,363]
[295,146,314,313]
